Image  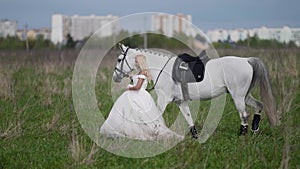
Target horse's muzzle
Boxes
[113,74,122,83]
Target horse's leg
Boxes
[245,94,263,132]
[178,101,198,139]
[155,89,171,114]
[156,94,169,114]
[232,95,249,135]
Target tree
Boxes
[65,34,76,48]
[33,35,54,49]
[0,36,24,50]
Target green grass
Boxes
[0,48,299,168]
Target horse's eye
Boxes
[117,59,122,62]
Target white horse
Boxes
[113,44,278,138]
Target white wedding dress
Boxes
[100,74,183,140]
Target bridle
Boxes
[114,47,135,79]
[114,46,173,92]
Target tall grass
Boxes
[0,48,299,168]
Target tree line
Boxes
[0,31,298,50]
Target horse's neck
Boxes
[142,50,172,64]
[140,50,174,75]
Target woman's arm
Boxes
[127,71,146,91]
[127,78,144,90]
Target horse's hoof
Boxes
[252,128,260,134]
[190,126,198,139]
[239,125,248,135]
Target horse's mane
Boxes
[134,48,175,59]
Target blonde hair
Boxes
[135,54,152,81]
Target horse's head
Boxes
[113,44,136,82]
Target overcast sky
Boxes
[1,0,300,31]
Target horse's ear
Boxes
[118,43,127,52]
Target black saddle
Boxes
[172,50,210,101]
[172,50,209,83]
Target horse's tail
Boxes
[247,57,278,126]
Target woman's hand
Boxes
[128,73,134,80]
[126,84,133,90]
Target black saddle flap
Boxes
[172,54,206,83]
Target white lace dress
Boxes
[100,74,183,140]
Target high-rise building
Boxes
[256,26,293,43]
[0,19,17,38]
[51,14,121,44]
[207,26,300,46]
[151,13,195,37]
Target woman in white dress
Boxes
[100,54,183,140]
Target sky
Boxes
[1,0,300,32]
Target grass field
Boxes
[0,48,299,168]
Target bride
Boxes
[100,54,183,140]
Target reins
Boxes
[147,56,173,92]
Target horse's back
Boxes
[205,56,251,77]
[219,56,253,73]
[214,56,253,94]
